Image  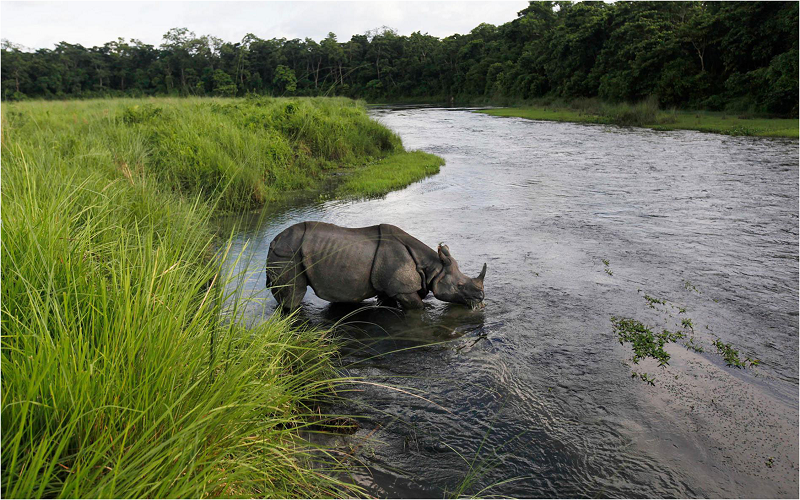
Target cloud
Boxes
[0,0,527,49]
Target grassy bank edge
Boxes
[258,149,445,208]
[335,150,445,199]
[476,106,799,138]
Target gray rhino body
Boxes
[266,221,485,310]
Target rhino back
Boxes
[300,222,380,303]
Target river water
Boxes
[222,107,798,498]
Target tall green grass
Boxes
[3,97,404,212]
[0,98,409,497]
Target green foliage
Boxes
[2,2,797,115]
[612,317,685,367]
[643,294,666,309]
[713,339,745,368]
[273,65,297,94]
[1,101,362,497]
[683,280,700,292]
[631,371,656,386]
[0,96,426,497]
[120,103,163,123]
[712,338,760,369]
[684,337,704,353]
[212,68,237,96]
[602,97,660,127]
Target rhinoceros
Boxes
[266,221,486,310]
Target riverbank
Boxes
[477,100,799,138]
[0,97,440,497]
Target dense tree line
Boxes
[2,1,797,115]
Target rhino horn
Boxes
[477,263,487,281]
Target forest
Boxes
[2,1,798,115]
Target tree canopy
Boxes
[2,1,797,115]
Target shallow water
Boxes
[222,107,799,498]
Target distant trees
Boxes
[272,65,297,94]
[2,1,797,115]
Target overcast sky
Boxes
[1,0,529,50]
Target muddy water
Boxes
[222,108,798,498]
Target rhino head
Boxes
[431,244,486,309]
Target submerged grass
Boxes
[478,97,799,137]
[712,339,761,369]
[612,317,685,368]
[0,96,436,497]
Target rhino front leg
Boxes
[394,292,425,310]
[276,273,308,311]
[267,254,308,311]
[376,293,399,308]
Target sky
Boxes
[1,0,529,50]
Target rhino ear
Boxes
[477,263,487,281]
[437,245,452,267]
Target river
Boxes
[222,107,798,498]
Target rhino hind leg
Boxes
[266,250,308,311]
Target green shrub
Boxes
[603,96,660,127]
[120,103,163,124]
